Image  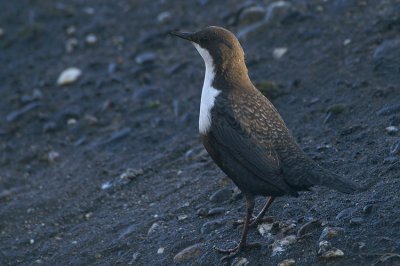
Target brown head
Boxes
[171,26,249,86]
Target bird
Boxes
[171,26,360,259]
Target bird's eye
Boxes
[201,37,209,45]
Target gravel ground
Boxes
[1,0,400,265]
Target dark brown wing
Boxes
[209,107,299,196]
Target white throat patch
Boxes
[193,43,221,134]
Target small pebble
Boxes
[231,256,249,266]
[207,207,226,216]
[386,126,399,135]
[147,222,160,235]
[197,208,208,217]
[353,241,366,250]
[85,33,97,44]
[83,114,99,126]
[67,118,77,125]
[120,168,143,180]
[273,47,288,59]
[128,252,140,265]
[57,67,82,86]
[373,39,400,63]
[270,235,296,256]
[66,26,76,35]
[362,204,375,214]
[238,6,265,26]
[318,240,332,254]
[326,104,346,114]
[108,63,117,74]
[84,7,95,15]
[47,151,60,162]
[6,102,40,122]
[157,247,164,254]
[266,1,292,24]
[173,243,203,263]
[320,248,344,259]
[319,227,344,241]
[343,38,351,45]
[278,258,295,266]
[178,214,188,221]
[349,217,364,226]
[209,188,232,203]
[30,239,35,244]
[101,181,112,190]
[376,103,400,116]
[21,89,43,103]
[135,52,157,65]
[390,141,400,155]
[157,11,171,23]
[201,219,226,234]
[43,121,57,133]
[258,222,273,236]
[384,156,398,164]
[66,38,78,53]
[335,208,355,220]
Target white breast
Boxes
[193,43,221,134]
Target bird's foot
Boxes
[249,216,274,227]
[214,242,261,261]
[232,216,255,227]
[233,216,274,228]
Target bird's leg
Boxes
[249,196,275,227]
[233,196,275,227]
[214,195,261,260]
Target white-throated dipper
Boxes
[171,26,359,259]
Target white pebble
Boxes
[57,67,82,86]
[101,181,112,190]
[178,214,188,220]
[157,11,171,23]
[157,247,164,254]
[257,222,273,236]
[147,222,160,235]
[386,126,399,134]
[30,239,35,244]
[48,151,60,162]
[67,118,77,125]
[271,235,296,256]
[343,38,351,45]
[86,34,97,44]
[273,47,288,59]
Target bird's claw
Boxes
[214,242,261,261]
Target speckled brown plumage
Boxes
[171,26,359,260]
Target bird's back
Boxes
[228,85,359,194]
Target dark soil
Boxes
[1,0,400,265]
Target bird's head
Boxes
[171,26,246,76]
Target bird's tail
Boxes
[308,163,359,194]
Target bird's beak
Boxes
[170,31,194,41]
